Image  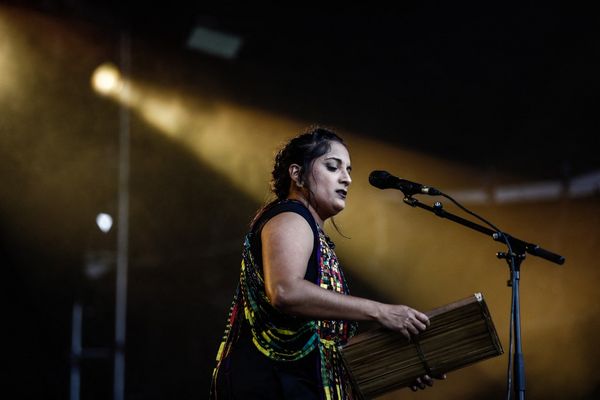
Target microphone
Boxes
[369,170,441,196]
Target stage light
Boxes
[96,213,113,233]
[91,62,122,95]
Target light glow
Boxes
[0,14,20,101]
[91,62,123,95]
[96,212,113,233]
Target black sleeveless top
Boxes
[212,200,321,399]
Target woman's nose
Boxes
[341,170,352,185]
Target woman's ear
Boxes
[288,164,303,188]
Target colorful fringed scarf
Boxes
[211,216,357,399]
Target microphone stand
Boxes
[402,195,564,400]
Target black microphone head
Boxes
[369,170,393,189]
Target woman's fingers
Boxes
[410,377,426,390]
[409,374,443,391]
[407,322,420,335]
[406,309,428,332]
[415,310,430,326]
[413,318,427,331]
[422,374,434,386]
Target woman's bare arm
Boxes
[262,212,429,338]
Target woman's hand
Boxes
[376,304,429,339]
[409,373,447,391]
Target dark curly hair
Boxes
[252,126,347,228]
[270,127,345,200]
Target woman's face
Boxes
[305,141,352,220]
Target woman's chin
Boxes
[332,200,346,213]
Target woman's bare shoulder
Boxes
[261,211,313,244]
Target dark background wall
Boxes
[2,4,599,399]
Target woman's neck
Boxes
[286,193,325,228]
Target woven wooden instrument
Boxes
[340,293,503,399]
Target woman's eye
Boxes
[326,165,337,171]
